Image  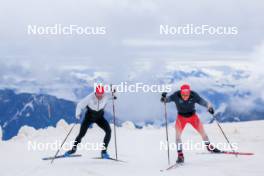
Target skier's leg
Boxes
[71,114,93,151]
[95,117,112,153]
[175,117,184,152]
[175,115,186,163]
[65,115,92,155]
[191,114,221,153]
[190,114,209,141]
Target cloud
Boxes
[0,0,263,64]
[0,0,264,123]
[122,39,215,47]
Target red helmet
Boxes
[95,85,104,95]
[180,84,191,94]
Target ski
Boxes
[92,157,126,163]
[160,163,184,172]
[42,154,82,161]
[197,151,254,156]
[222,151,254,155]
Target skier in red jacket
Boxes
[161,84,221,164]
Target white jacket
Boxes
[75,93,113,119]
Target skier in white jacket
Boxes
[65,85,116,159]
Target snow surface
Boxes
[0,120,263,176]
[121,121,136,129]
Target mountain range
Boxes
[1,66,264,140]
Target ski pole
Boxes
[111,85,118,160]
[213,115,237,155]
[164,102,171,165]
[51,123,76,164]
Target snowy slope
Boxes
[0,120,263,176]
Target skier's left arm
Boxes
[195,92,214,115]
[105,90,117,101]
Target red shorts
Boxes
[175,114,204,133]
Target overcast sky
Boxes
[0,0,264,122]
[0,0,264,92]
[0,0,263,70]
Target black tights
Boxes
[74,112,111,152]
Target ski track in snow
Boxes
[0,120,263,176]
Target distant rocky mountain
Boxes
[0,89,124,140]
[0,89,77,140]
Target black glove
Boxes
[113,96,117,100]
[208,107,214,115]
[161,92,167,102]
[161,92,167,98]
[160,97,166,102]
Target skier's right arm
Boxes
[75,94,91,119]
[160,92,174,103]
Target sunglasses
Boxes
[181,94,190,97]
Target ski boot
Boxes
[101,150,110,159]
[206,143,222,153]
[176,152,184,164]
[64,146,77,157]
